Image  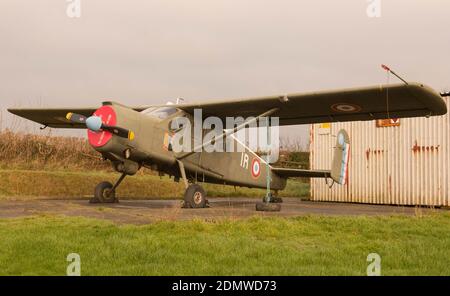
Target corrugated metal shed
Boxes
[310,97,449,206]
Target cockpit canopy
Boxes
[141,102,178,120]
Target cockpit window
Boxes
[142,106,178,120]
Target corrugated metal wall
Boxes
[310,98,449,206]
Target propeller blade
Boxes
[66,112,87,124]
[66,112,135,140]
[102,125,135,140]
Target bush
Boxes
[0,130,108,171]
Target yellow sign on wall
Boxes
[319,123,331,135]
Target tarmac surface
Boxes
[0,197,441,224]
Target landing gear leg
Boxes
[90,173,126,203]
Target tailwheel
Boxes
[91,181,117,203]
[257,192,281,212]
[270,197,283,203]
[183,184,208,208]
[262,194,283,203]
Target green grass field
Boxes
[0,167,448,276]
[0,169,309,199]
[2,133,448,276]
[1,213,450,275]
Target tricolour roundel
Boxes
[88,106,116,148]
[331,103,362,113]
[251,158,261,179]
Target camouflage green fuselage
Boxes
[94,103,287,190]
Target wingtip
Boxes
[7,108,18,115]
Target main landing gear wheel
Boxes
[256,202,281,212]
[90,173,126,204]
[183,184,208,208]
[91,181,117,203]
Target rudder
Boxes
[330,129,350,185]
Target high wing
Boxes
[272,168,331,179]
[8,82,447,128]
[8,106,146,129]
[174,82,446,125]
[7,108,98,128]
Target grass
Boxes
[0,213,450,275]
[0,169,309,199]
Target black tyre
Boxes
[263,196,283,203]
[183,184,207,208]
[94,181,116,203]
[256,202,281,212]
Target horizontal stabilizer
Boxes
[272,168,330,178]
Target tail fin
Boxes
[330,129,350,185]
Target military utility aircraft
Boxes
[8,82,448,211]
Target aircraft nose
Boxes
[86,116,103,132]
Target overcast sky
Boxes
[1,0,449,147]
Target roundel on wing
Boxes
[251,158,261,179]
[331,103,362,113]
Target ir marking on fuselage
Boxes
[240,152,249,170]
